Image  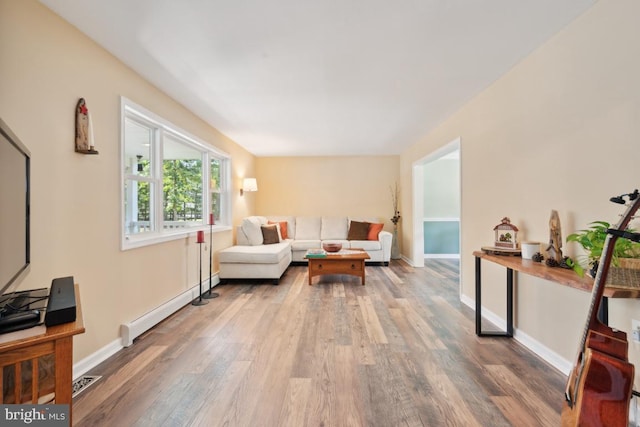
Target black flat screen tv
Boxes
[0,118,30,296]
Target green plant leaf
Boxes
[565,257,584,277]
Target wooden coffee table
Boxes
[305,249,370,285]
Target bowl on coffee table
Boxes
[322,243,342,253]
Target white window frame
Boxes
[120,97,231,250]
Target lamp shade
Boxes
[242,178,258,192]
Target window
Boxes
[121,98,230,250]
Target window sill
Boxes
[121,225,232,251]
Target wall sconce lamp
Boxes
[240,178,258,196]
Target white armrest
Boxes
[378,230,393,261]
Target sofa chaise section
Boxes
[218,240,291,284]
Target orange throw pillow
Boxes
[268,221,288,240]
[368,223,384,240]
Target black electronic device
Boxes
[0,310,40,334]
[0,287,48,335]
[45,276,76,327]
[0,117,31,296]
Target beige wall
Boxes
[255,156,400,228]
[401,0,640,387]
[0,0,256,362]
[5,0,639,391]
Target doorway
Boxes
[411,138,461,267]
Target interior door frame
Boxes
[411,137,460,268]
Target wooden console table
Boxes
[473,251,640,337]
[0,285,84,419]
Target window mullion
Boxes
[203,152,210,225]
[155,128,164,233]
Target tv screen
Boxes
[0,118,30,295]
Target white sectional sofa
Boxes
[218,216,392,283]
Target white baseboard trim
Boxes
[121,275,220,347]
[74,275,221,378]
[513,328,573,375]
[460,294,571,375]
[424,254,460,259]
[460,294,506,331]
[73,338,122,380]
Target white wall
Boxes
[423,157,460,218]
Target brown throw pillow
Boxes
[261,224,280,245]
[347,220,370,240]
[268,220,288,240]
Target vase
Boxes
[391,226,401,259]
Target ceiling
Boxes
[40,0,595,157]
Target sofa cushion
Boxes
[219,242,291,264]
[241,216,266,245]
[368,223,384,240]
[347,220,370,240]
[291,240,322,251]
[261,224,280,244]
[321,217,348,240]
[349,240,382,251]
[295,217,321,240]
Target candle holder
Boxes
[203,215,219,299]
[192,230,209,306]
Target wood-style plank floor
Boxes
[73,260,566,426]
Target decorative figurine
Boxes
[494,217,518,250]
[546,210,563,262]
[75,98,89,152]
[75,98,98,154]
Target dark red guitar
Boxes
[561,189,638,427]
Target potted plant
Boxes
[566,221,640,277]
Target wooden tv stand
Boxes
[0,285,84,418]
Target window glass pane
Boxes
[124,180,153,235]
[121,99,231,250]
[210,158,221,222]
[124,118,152,177]
[163,136,202,229]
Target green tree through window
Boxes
[163,159,202,222]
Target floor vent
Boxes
[72,375,102,398]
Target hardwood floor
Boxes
[73,260,566,426]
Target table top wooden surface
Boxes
[306,249,371,261]
[473,251,640,299]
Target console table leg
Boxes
[506,268,513,337]
[475,255,513,338]
[475,256,481,335]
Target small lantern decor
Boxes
[494,217,519,249]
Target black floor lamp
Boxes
[203,214,219,299]
[192,230,208,306]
